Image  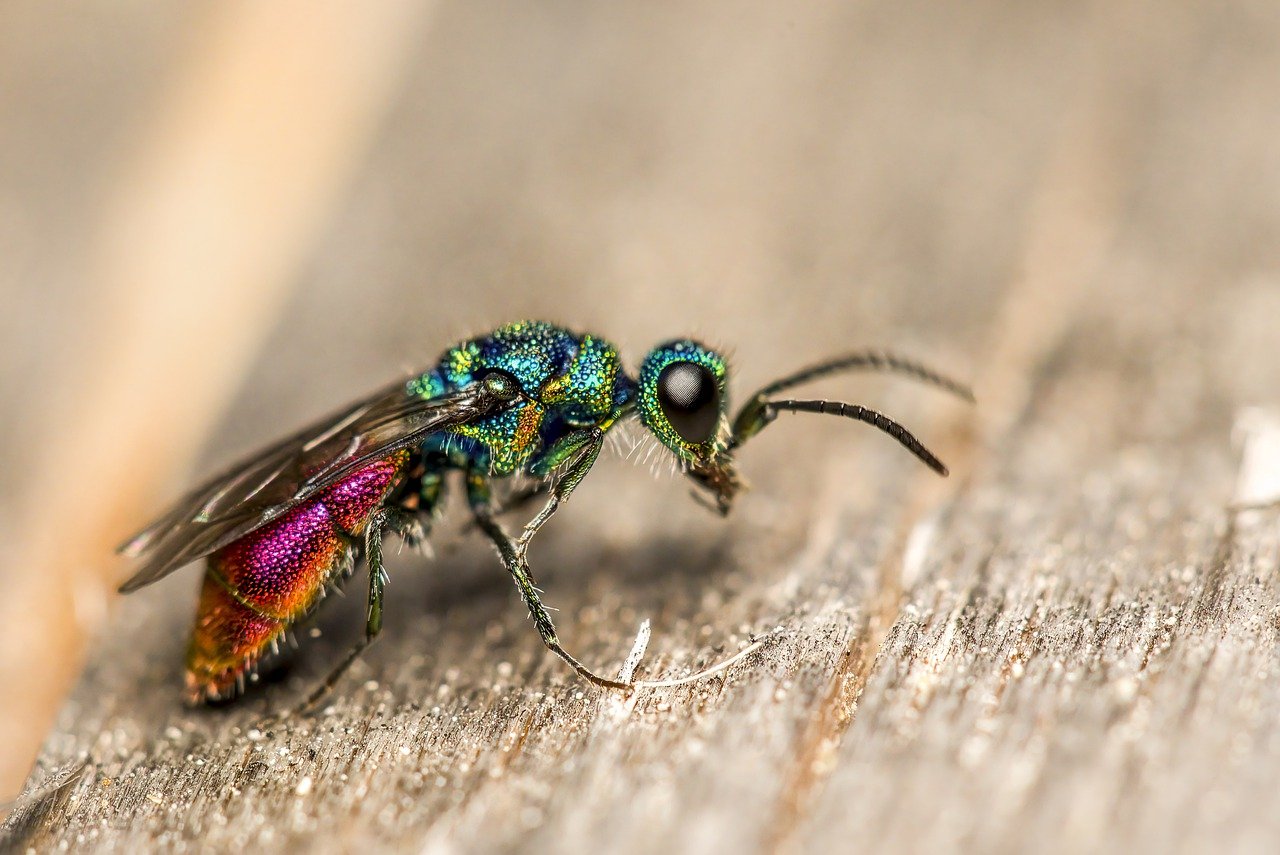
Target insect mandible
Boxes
[119,320,973,704]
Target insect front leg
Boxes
[519,428,604,548]
[467,467,630,690]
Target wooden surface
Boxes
[4,2,1280,853]
[0,0,435,794]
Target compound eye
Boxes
[657,362,721,444]
[479,369,522,401]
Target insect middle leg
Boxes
[467,440,631,690]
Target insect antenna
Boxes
[749,349,974,403]
[730,350,972,454]
[760,398,949,476]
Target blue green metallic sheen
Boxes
[637,339,729,462]
[404,321,729,481]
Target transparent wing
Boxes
[118,378,509,592]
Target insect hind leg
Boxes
[293,454,453,715]
[292,505,416,715]
[361,505,423,638]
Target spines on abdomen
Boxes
[185,452,408,703]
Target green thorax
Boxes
[408,321,636,475]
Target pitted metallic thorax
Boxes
[412,321,635,476]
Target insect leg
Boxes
[519,428,604,548]
[415,450,454,514]
[459,481,548,538]
[363,508,394,638]
[295,505,414,714]
[468,468,631,690]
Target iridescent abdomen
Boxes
[185,452,408,702]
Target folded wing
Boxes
[118,378,509,591]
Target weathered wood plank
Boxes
[5,1,1280,853]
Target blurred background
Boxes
[2,0,1278,810]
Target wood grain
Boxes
[0,0,435,798]
[4,2,1280,853]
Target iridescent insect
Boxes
[120,321,972,704]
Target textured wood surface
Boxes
[4,2,1280,853]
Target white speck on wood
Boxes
[617,619,651,683]
[901,513,940,589]
[1233,407,1280,508]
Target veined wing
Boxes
[118,377,512,591]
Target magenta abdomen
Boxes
[185,452,408,702]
